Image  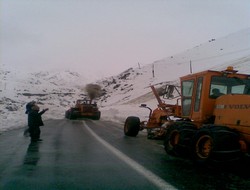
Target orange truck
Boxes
[65,99,101,120]
[124,67,250,163]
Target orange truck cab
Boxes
[180,67,250,126]
[180,67,250,155]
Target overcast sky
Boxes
[1,0,250,79]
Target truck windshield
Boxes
[210,76,250,99]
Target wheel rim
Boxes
[169,130,180,148]
[196,135,213,159]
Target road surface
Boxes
[0,119,250,190]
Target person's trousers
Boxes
[29,126,41,142]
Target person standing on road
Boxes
[28,103,49,142]
[24,101,36,136]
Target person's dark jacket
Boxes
[28,109,47,127]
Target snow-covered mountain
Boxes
[0,70,89,131]
[1,28,250,132]
[97,28,250,117]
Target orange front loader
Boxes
[65,99,101,120]
[124,67,250,163]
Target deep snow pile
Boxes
[1,28,250,133]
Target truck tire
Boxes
[69,112,75,120]
[65,111,69,119]
[124,116,140,137]
[193,131,213,164]
[93,111,101,120]
[164,121,197,157]
[164,124,180,156]
[69,110,78,120]
[193,125,241,164]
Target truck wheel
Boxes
[164,124,180,156]
[65,111,69,119]
[193,132,213,164]
[69,111,77,120]
[124,116,140,137]
[164,122,197,157]
[193,126,240,163]
[69,112,73,120]
[93,112,101,120]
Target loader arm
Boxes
[150,85,165,108]
[150,85,181,117]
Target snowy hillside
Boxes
[0,70,89,131]
[98,28,250,122]
[1,28,250,133]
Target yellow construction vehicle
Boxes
[65,99,101,120]
[124,66,250,163]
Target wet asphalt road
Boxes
[0,119,250,190]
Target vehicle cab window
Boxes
[182,80,194,116]
[210,76,250,99]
